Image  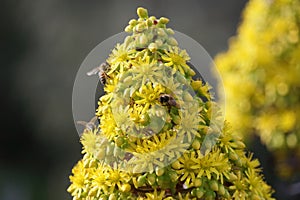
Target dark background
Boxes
[1,0,266,199]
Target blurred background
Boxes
[5,0,295,199]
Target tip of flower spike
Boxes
[137,7,148,19]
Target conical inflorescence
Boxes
[68,7,274,200]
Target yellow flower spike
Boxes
[69,6,274,200]
[215,0,300,180]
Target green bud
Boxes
[167,37,178,46]
[149,16,157,21]
[120,183,131,192]
[155,39,163,47]
[192,139,201,150]
[228,173,238,181]
[194,178,202,187]
[209,180,219,191]
[129,19,137,26]
[172,115,181,125]
[218,184,225,195]
[166,28,175,35]
[146,18,153,26]
[147,173,156,186]
[157,28,167,37]
[139,34,148,45]
[168,170,178,182]
[191,188,197,197]
[156,176,169,187]
[148,42,158,52]
[137,7,148,19]
[159,17,169,24]
[125,25,133,33]
[108,194,117,200]
[195,188,205,198]
[115,136,125,147]
[137,175,146,187]
[183,91,194,102]
[135,23,146,32]
[155,167,165,176]
[206,191,216,200]
[171,160,181,169]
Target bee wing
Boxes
[89,116,98,124]
[77,121,87,126]
[86,67,100,76]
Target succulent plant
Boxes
[68,7,274,200]
[215,0,300,179]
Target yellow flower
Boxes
[81,128,101,156]
[89,163,109,197]
[144,189,166,200]
[130,56,162,86]
[98,108,118,140]
[162,47,191,75]
[107,43,136,75]
[105,166,132,193]
[67,160,90,199]
[176,102,202,142]
[194,148,231,184]
[134,82,165,112]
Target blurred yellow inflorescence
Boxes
[215,0,300,178]
[68,7,274,199]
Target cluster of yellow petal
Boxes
[215,0,300,178]
[68,7,274,199]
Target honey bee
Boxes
[77,116,98,132]
[158,94,178,107]
[87,62,110,85]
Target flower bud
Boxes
[192,139,201,150]
[146,18,153,26]
[120,183,131,192]
[167,37,178,46]
[137,175,146,187]
[108,194,117,200]
[191,80,202,91]
[155,167,165,176]
[168,170,178,182]
[171,160,181,169]
[166,28,175,35]
[139,34,148,46]
[228,173,238,181]
[159,17,169,24]
[218,184,225,195]
[194,178,202,187]
[209,180,219,191]
[147,173,156,186]
[125,25,133,33]
[148,42,158,52]
[183,91,194,102]
[129,19,137,26]
[137,7,148,19]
